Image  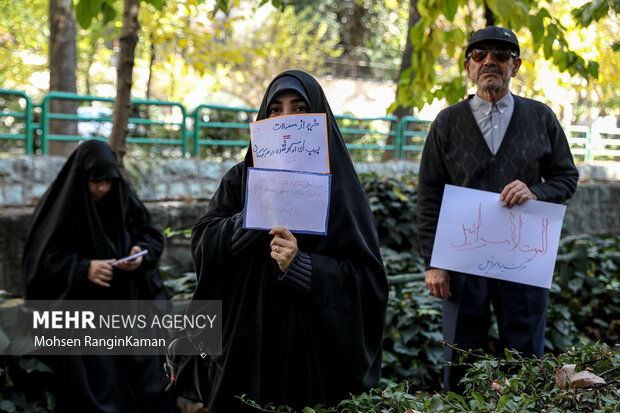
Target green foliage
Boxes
[161,267,198,302]
[0,95,29,155]
[242,344,620,412]
[223,5,342,108]
[572,0,620,27]
[382,281,443,390]
[287,0,409,81]
[0,356,54,413]
[0,0,48,92]
[392,0,605,113]
[450,343,620,413]
[155,174,619,411]
[360,173,423,275]
[546,235,620,351]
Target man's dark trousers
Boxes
[442,272,549,393]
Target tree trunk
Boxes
[146,36,156,102]
[49,0,78,156]
[383,0,420,161]
[109,0,140,174]
[144,35,156,133]
[84,38,97,96]
[484,3,496,26]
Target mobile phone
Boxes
[111,250,148,266]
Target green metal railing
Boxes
[40,92,188,155]
[192,106,406,158]
[2,88,619,160]
[336,114,399,155]
[565,125,592,161]
[192,104,258,157]
[398,116,432,159]
[0,89,33,154]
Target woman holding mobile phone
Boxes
[22,140,173,412]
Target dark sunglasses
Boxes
[468,48,517,63]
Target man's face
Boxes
[464,42,522,94]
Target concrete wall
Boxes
[1,156,619,296]
[0,156,421,205]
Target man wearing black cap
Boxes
[417,26,579,393]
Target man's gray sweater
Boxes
[417,94,579,268]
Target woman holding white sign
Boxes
[189,70,388,411]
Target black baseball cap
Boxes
[466,26,520,56]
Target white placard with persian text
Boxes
[243,168,331,235]
[250,114,330,173]
[431,184,566,289]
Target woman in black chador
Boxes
[190,70,388,411]
[23,140,173,412]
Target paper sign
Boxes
[430,184,566,289]
[250,114,330,173]
[243,168,331,235]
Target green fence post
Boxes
[193,107,201,158]
[40,94,50,154]
[25,96,33,154]
[393,117,402,160]
[585,129,593,162]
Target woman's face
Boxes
[267,91,309,118]
[88,179,112,201]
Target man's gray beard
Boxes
[479,79,509,93]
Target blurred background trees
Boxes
[0,0,617,157]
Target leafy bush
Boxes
[0,356,54,413]
[158,174,620,405]
[381,281,443,390]
[359,173,620,394]
[360,173,424,276]
[546,235,620,352]
[240,343,620,412]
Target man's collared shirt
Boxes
[469,92,514,155]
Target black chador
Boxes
[22,140,173,412]
[190,70,388,411]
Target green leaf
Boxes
[543,32,554,59]
[497,394,510,409]
[472,392,486,408]
[528,14,545,45]
[18,357,53,373]
[75,0,98,28]
[586,60,599,79]
[144,0,164,9]
[410,22,426,47]
[0,400,16,413]
[100,2,116,25]
[427,395,443,410]
[495,0,512,17]
[442,0,458,21]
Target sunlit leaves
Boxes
[0,0,48,90]
[394,0,608,113]
[572,0,619,26]
[442,0,458,21]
